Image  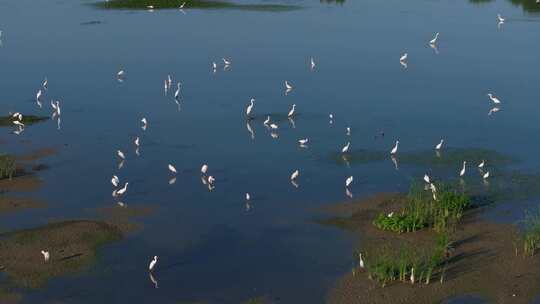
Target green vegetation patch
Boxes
[0,220,123,288]
[0,155,16,180]
[519,208,540,257]
[96,0,301,11]
[0,115,48,127]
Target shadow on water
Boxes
[95,0,301,11]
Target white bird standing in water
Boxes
[246,193,250,201]
[478,160,485,168]
[285,80,293,91]
[212,62,217,71]
[288,104,296,117]
[201,164,208,175]
[223,58,231,66]
[117,69,125,78]
[410,268,415,284]
[424,174,431,184]
[400,53,408,62]
[263,116,271,125]
[41,250,50,262]
[290,169,299,181]
[341,142,350,153]
[460,161,467,177]
[13,120,25,128]
[42,78,48,90]
[111,175,120,187]
[487,93,501,104]
[246,98,255,117]
[429,32,439,45]
[117,150,126,160]
[359,253,364,269]
[134,137,140,147]
[310,57,316,70]
[269,123,278,130]
[390,140,399,155]
[346,127,351,136]
[435,139,444,150]
[116,182,129,195]
[207,176,215,185]
[345,176,354,188]
[174,82,181,100]
[148,256,158,272]
[36,89,42,101]
[497,14,505,23]
[168,164,177,174]
[298,138,309,146]
[483,171,490,179]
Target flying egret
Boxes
[290,169,299,180]
[487,93,501,104]
[117,150,126,160]
[168,164,177,174]
[459,161,467,177]
[429,32,439,45]
[483,171,490,179]
[345,176,354,187]
[246,98,255,117]
[41,250,50,262]
[478,160,485,168]
[390,140,399,155]
[400,53,408,62]
[435,139,444,150]
[201,164,208,175]
[288,104,296,117]
[111,175,119,187]
[424,174,431,184]
[341,142,350,153]
[116,182,129,195]
[149,256,158,272]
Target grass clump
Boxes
[520,209,540,257]
[0,155,16,180]
[373,183,470,233]
[363,232,451,286]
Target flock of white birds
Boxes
[2,10,513,281]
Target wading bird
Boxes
[117,150,126,160]
[424,174,431,184]
[174,82,181,100]
[111,175,119,187]
[168,164,177,174]
[478,160,485,168]
[341,142,350,153]
[41,250,50,262]
[134,137,140,147]
[435,139,444,150]
[290,169,299,181]
[429,32,439,45]
[223,58,231,66]
[359,253,364,268]
[497,14,505,23]
[390,140,399,155]
[459,161,467,177]
[345,176,354,187]
[201,164,208,175]
[298,138,308,146]
[288,104,296,117]
[487,93,501,104]
[246,98,255,118]
[400,53,408,62]
[117,182,129,195]
[310,57,316,70]
[285,81,293,91]
[149,256,158,272]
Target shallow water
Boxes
[0,0,540,302]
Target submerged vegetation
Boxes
[373,183,470,233]
[96,0,301,11]
[0,115,48,127]
[0,155,16,180]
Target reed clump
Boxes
[373,183,470,233]
[0,155,16,180]
[520,208,540,257]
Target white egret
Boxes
[263,116,270,125]
[285,80,293,91]
[411,268,415,284]
[435,139,444,150]
[388,212,394,218]
[459,161,467,177]
[246,98,255,117]
[134,137,140,147]
[478,160,485,168]
[117,69,125,78]
[13,120,25,128]
[201,164,208,175]
[168,164,177,174]
[429,32,439,45]
[497,14,505,23]
[346,127,351,136]
[345,176,354,187]
[212,62,217,71]
[42,78,48,90]
[207,176,215,184]
[290,169,299,180]
[174,82,181,100]
[148,256,158,272]
[117,182,129,195]
[288,104,296,117]
[246,193,250,201]
[36,89,42,101]
[483,171,490,179]
[298,138,309,146]
[487,93,501,104]
[167,75,172,88]
[141,117,148,127]
[359,253,364,269]
[390,140,399,155]
[424,174,431,184]
[111,175,119,187]
[310,57,316,70]
[223,58,231,66]
[41,250,50,262]
[399,53,408,62]
[117,150,126,160]
[341,142,350,153]
[269,123,278,130]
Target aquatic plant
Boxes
[521,208,540,257]
[0,115,48,127]
[0,155,16,180]
[362,232,450,286]
[96,0,301,11]
[373,183,470,233]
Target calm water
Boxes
[1,0,540,303]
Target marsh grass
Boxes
[96,0,301,11]
[0,115,48,127]
[363,232,451,286]
[0,155,16,180]
[520,208,540,257]
[373,183,469,233]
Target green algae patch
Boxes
[96,0,301,11]
[0,220,123,288]
[0,115,48,127]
